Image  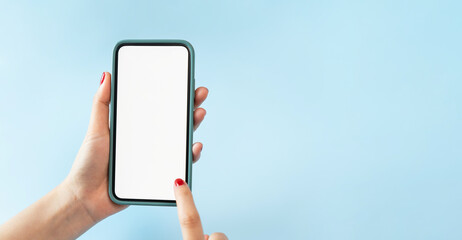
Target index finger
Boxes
[174,178,204,240]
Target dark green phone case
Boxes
[108,39,195,206]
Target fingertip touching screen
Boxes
[114,44,190,201]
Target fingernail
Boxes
[100,72,105,85]
[174,178,185,187]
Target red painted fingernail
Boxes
[100,72,105,85]
[174,178,185,186]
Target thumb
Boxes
[87,72,111,136]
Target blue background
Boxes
[1,0,461,239]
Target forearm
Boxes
[0,181,95,240]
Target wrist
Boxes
[0,179,98,240]
[61,175,116,223]
[53,180,97,238]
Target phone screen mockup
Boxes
[109,41,193,205]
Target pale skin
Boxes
[0,72,228,240]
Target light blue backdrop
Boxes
[0,0,461,239]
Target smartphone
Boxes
[108,40,195,206]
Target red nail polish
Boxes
[174,178,185,186]
[100,72,105,85]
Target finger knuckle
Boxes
[180,213,201,227]
[92,94,99,104]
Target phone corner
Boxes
[108,182,130,206]
[177,40,195,57]
[112,39,131,56]
[108,187,124,205]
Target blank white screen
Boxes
[115,45,189,201]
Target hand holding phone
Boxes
[0,42,209,239]
[64,69,207,223]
